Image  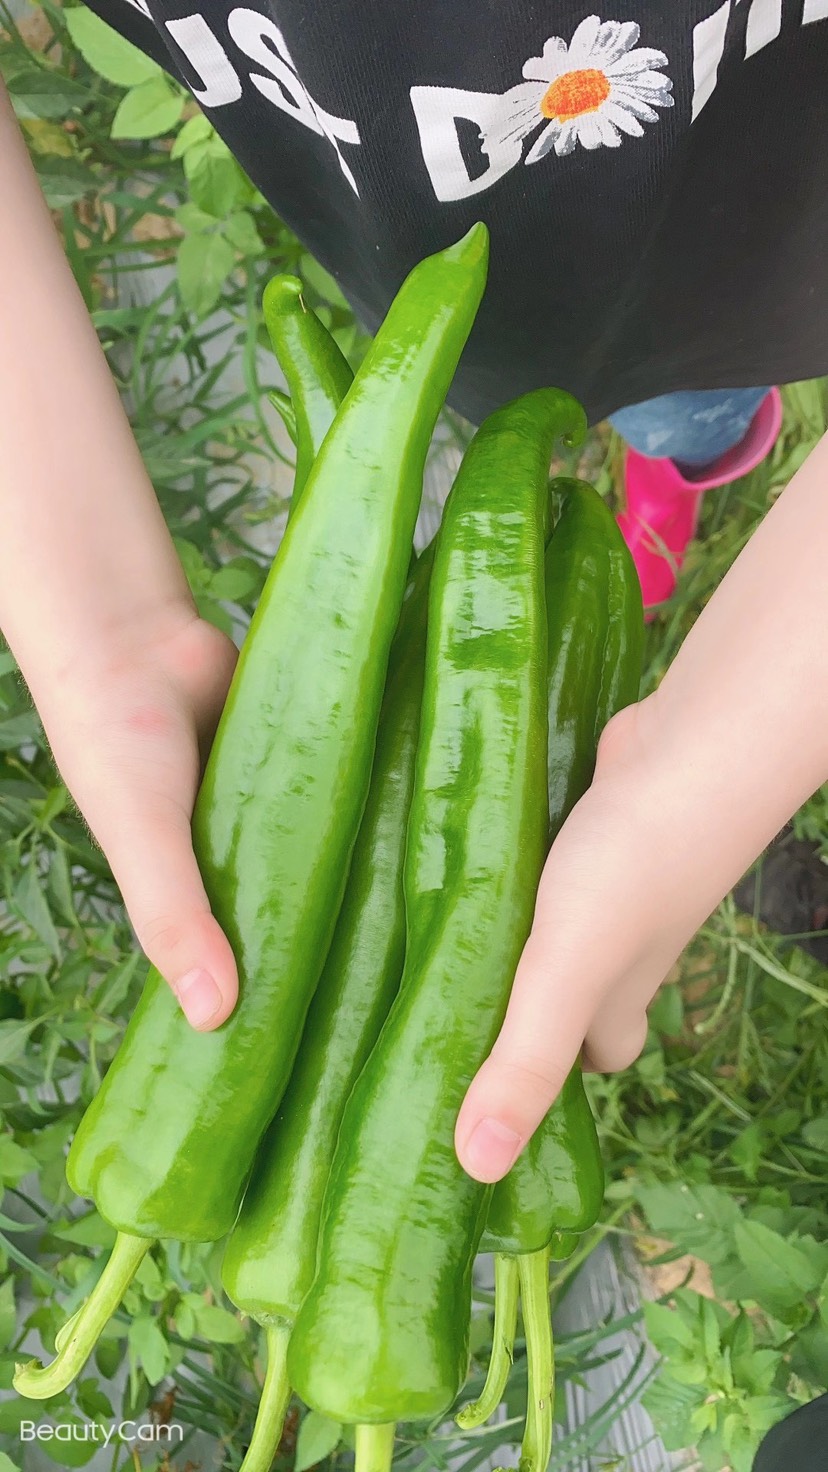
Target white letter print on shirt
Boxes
[227,9,361,192]
[693,0,828,119]
[125,1,362,194]
[166,15,243,107]
[411,16,674,205]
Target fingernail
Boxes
[174,968,222,1030]
[464,1118,523,1182]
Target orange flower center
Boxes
[540,68,611,122]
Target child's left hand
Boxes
[456,429,828,1183]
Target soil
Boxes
[637,1234,717,1301]
[733,830,828,967]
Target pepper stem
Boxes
[456,1254,519,1429]
[13,1232,150,1400]
[355,1423,396,1472]
[240,1322,292,1472]
[517,1247,554,1472]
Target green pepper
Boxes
[268,386,297,446]
[13,224,489,1402]
[262,275,354,513]
[224,287,363,1472]
[288,388,586,1472]
[484,1068,605,1259]
[222,547,432,1472]
[458,481,644,1472]
[229,278,431,1472]
[544,479,645,831]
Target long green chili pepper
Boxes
[268,387,297,446]
[14,224,489,1402]
[222,548,433,1472]
[288,387,586,1472]
[232,272,435,1465]
[459,481,644,1472]
[225,279,390,1472]
[543,479,645,831]
[227,286,370,1472]
[262,274,354,513]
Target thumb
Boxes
[454,924,592,1185]
[455,777,654,1183]
[99,793,239,1030]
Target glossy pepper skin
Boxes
[288,387,585,1429]
[223,286,379,1472]
[459,481,644,1467]
[262,274,354,512]
[483,1069,603,1255]
[222,552,431,1472]
[226,272,429,1472]
[66,223,489,1244]
[484,480,644,1258]
[222,551,430,1324]
[14,226,489,1405]
[545,479,645,840]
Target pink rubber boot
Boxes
[617,387,783,611]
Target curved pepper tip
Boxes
[262,273,305,316]
[444,220,490,268]
[560,398,589,451]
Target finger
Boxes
[582,1008,649,1073]
[455,787,658,1183]
[454,928,596,1184]
[95,791,239,1029]
[581,941,678,1072]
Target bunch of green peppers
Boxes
[15,223,644,1472]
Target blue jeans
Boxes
[610,387,770,468]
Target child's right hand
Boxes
[44,614,241,1029]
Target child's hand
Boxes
[0,79,239,1030]
[455,696,712,1180]
[44,615,241,1028]
[456,428,828,1183]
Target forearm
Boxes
[622,427,828,926]
[0,78,192,716]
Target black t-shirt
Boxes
[81,1,828,425]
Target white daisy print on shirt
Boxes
[489,15,674,163]
[411,15,674,201]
